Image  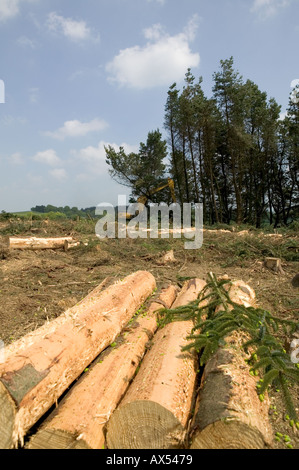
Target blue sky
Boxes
[0,0,298,212]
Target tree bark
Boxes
[106,279,207,449]
[0,271,156,449]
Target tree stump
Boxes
[264,257,284,274]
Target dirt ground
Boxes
[0,218,298,449]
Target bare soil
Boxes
[0,218,298,449]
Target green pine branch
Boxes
[157,273,299,423]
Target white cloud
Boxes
[0,0,38,22]
[146,0,166,5]
[46,12,99,43]
[291,79,299,89]
[251,0,291,19]
[10,152,23,165]
[279,111,288,120]
[106,15,200,89]
[44,118,108,140]
[49,168,67,180]
[33,149,62,167]
[0,115,27,126]
[143,23,165,41]
[17,35,37,49]
[26,173,44,186]
[290,79,299,104]
[29,87,39,104]
[74,141,138,176]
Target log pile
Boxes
[0,270,274,450]
[0,271,156,448]
[27,285,177,449]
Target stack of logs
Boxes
[0,270,274,450]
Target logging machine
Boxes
[122,178,176,220]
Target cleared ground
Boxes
[0,217,298,449]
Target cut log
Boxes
[106,278,206,449]
[27,285,177,449]
[63,240,80,250]
[237,230,249,236]
[263,233,283,238]
[0,271,156,449]
[264,257,284,275]
[220,278,256,309]
[189,279,273,449]
[8,237,75,250]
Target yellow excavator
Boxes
[121,178,176,220]
[136,178,176,206]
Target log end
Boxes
[27,429,91,449]
[0,381,17,449]
[190,419,269,449]
[106,400,185,449]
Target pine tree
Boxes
[212,57,248,224]
[105,130,167,203]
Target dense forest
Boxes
[105,57,299,228]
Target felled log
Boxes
[237,230,249,236]
[27,285,177,449]
[0,271,156,449]
[106,279,206,449]
[189,279,273,449]
[263,233,283,238]
[63,240,81,250]
[8,237,75,250]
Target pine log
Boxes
[64,240,81,250]
[106,278,206,449]
[8,237,75,250]
[0,271,156,449]
[27,285,177,449]
[189,279,273,449]
[237,230,249,236]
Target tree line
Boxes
[105,57,299,227]
[30,205,96,219]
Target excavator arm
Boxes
[123,178,176,220]
[137,178,176,206]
